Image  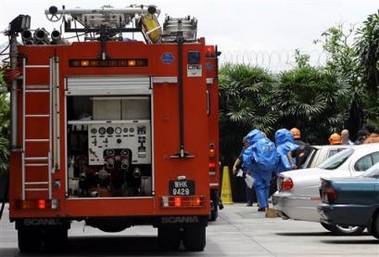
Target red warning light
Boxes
[205,46,215,57]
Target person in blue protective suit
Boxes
[232,137,256,206]
[275,128,300,173]
[242,129,278,212]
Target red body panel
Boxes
[9,39,217,219]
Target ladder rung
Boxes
[25,156,49,161]
[25,188,49,192]
[25,139,49,142]
[25,65,49,68]
[25,88,50,92]
[25,181,49,185]
[25,163,49,167]
[25,114,50,118]
[25,181,49,192]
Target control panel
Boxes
[86,120,151,165]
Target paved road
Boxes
[1,203,379,256]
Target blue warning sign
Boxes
[206,62,213,71]
[161,52,174,64]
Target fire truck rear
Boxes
[4,4,220,252]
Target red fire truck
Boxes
[4,4,220,252]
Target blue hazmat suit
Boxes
[242,129,277,209]
[275,128,299,173]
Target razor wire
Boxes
[219,49,329,72]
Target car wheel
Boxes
[320,222,365,235]
[370,212,379,239]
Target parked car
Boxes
[318,161,379,239]
[272,143,379,235]
[269,144,349,196]
[301,145,350,169]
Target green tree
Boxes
[355,11,379,126]
[315,23,366,137]
[219,64,278,165]
[274,62,349,143]
[0,69,10,178]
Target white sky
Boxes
[1,0,378,69]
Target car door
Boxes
[350,151,379,176]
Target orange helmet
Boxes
[290,127,301,139]
[329,133,341,145]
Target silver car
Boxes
[272,143,379,235]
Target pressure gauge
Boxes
[115,127,122,134]
[107,126,114,134]
[90,127,97,134]
[98,127,106,135]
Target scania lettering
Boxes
[3,4,220,253]
[161,216,200,224]
[23,218,62,226]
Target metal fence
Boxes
[218,49,329,72]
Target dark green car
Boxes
[318,162,379,238]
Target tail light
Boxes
[209,162,216,172]
[17,199,60,210]
[320,181,338,203]
[209,143,217,176]
[280,177,294,191]
[209,147,215,158]
[161,196,206,208]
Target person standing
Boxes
[232,138,256,207]
[275,128,299,173]
[290,127,309,168]
[341,129,353,145]
[328,133,341,145]
[242,129,278,212]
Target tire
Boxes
[182,226,206,251]
[320,222,365,235]
[157,227,181,251]
[43,227,68,252]
[209,198,219,221]
[370,213,379,239]
[18,228,43,253]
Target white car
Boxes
[272,143,379,235]
[301,144,350,169]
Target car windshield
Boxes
[362,162,379,178]
[317,147,354,170]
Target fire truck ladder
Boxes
[21,57,59,200]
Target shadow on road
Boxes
[67,235,187,256]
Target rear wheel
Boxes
[182,226,206,251]
[320,222,365,235]
[157,227,181,251]
[18,228,43,253]
[209,197,219,221]
[43,227,68,252]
